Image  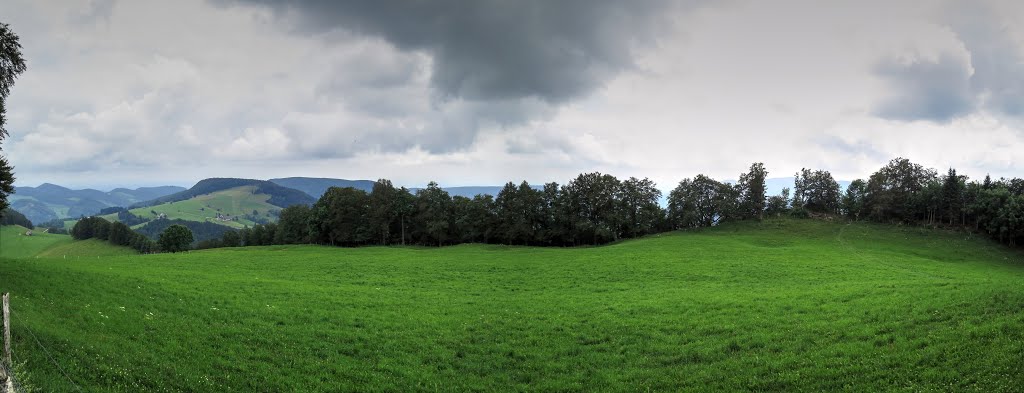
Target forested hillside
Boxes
[134,178,314,208]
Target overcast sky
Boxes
[2,0,1024,191]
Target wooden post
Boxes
[0,292,8,385]
[2,293,9,368]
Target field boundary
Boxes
[1,293,82,393]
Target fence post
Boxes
[1,292,8,387]
[1,292,8,370]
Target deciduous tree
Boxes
[793,168,841,214]
[737,163,768,220]
[158,225,194,253]
[0,23,26,215]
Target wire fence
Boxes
[6,306,84,392]
[1,360,26,393]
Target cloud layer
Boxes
[223,0,675,103]
[2,0,1024,191]
[872,2,1024,123]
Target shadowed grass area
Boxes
[35,238,137,258]
[1,219,1023,391]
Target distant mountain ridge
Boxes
[269,177,376,199]
[11,183,186,224]
[408,186,539,198]
[133,178,315,209]
[723,177,852,198]
[269,177,531,199]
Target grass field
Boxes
[1,225,135,259]
[1,219,1023,391]
[0,225,74,258]
[35,239,139,258]
[87,186,279,230]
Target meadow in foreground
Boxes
[1,219,1023,391]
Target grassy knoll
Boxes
[1,219,1023,391]
[88,186,279,230]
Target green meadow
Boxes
[1,219,1023,391]
[0,225,134,260]
[1,225,74,258]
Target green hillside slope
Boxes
[1,225,136,258]
[92,185,281,230]
[133,178,314,209]
[0,225,73,258]
[1,219,1023,391]
[35,238,137,258]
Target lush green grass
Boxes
[90,185,277,230]
[1,225,135,260]
[1,219,1023,391]
[0,225,73,258]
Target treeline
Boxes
[197,158,1024,250]
[134,217,231,245]
[71,216,158,253]
[199,164,776,249]
[35,218,70,234]
[839,158,1024,246]
[67,157,1024,252]
[0,207,32,227]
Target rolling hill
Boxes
[63,179,316,237]
[0,225,134,258]
[97,185,288,230]
[269,177,376,199]
[77,178,314,236]
[9,183,185,224]
[1,219,1022,391]
[134,178,314,209]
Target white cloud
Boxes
[216,127,291,159]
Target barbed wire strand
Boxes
[2,361,28,393]
[9,309,83,392]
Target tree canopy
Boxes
[0,23,26,215]
[158,225,194,253]
[51,158,1024,253]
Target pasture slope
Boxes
[1,219,1023,391]
[0,225,135,259]
[0,225,73,258]
[96,185,280,229]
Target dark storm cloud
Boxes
[872,53,976,123]
[221,0,676,104]
[951,5,1024,118]
[873,3,1024,123]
